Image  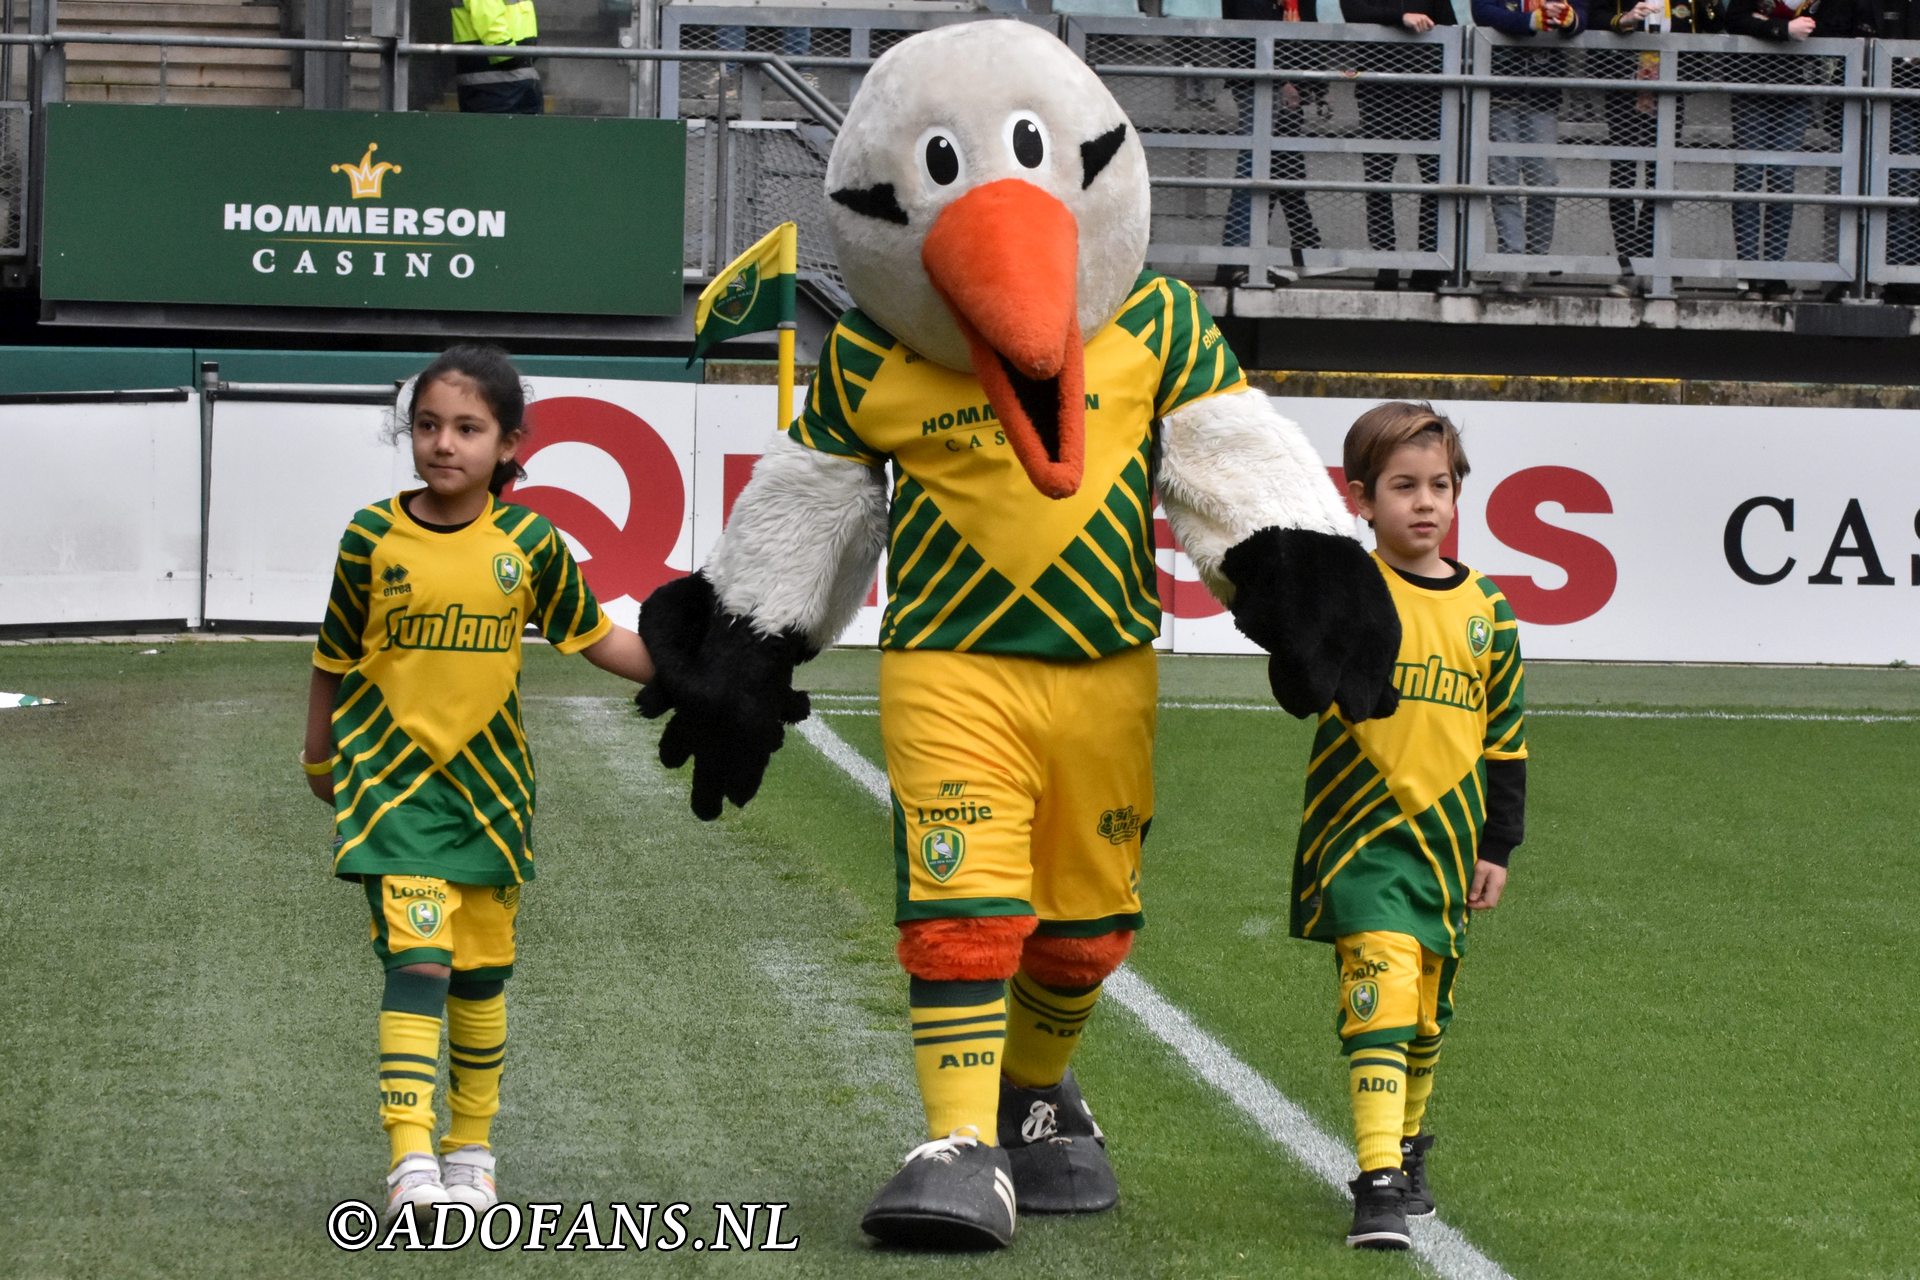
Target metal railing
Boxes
[9,3,1920,309]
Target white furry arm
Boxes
[1157,386,1358,604]
[705,434,889,651]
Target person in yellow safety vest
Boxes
[452,0,542,114]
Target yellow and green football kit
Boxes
[795,272,1242,930]
[313,492,610,890]
[1293,557,1526,1168]
[1292,556,1527,968]
[365,875,521,975]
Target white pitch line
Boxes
[808,693,1916,724]
[795,713,1514,1280]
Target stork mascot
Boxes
[637,20,1401,1249]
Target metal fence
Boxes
[10,3,1920,309]
[1870,40,1920,287]
[656,12,1920,303]
[1465,31,1870,295]
[0,102,23,257]
[1061,18,1463,286]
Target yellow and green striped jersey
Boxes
[1292,557,1528,958]
[790,270,1245,661]
[312,493,611,886]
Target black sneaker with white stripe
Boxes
[1401,1132,1436,1217]
[1346,1167,1413,1250]
[996,1069,1119,1213]
[861,1130,1017,1250]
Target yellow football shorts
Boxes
[880,643,1155,936]
[364,875,520,979]
[1334,930,1459,1053]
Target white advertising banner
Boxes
[1273,398,1920,666]
[205,398,413,623]
[6,381,1915,666]
[1,397,202,626]
[504,376,698,635]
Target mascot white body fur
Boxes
[636,21,1401,1249]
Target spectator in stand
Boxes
[1722,0,1875,299]
[1340,0,1456,291]
[1218,0,1326,288]
[1473,0,1587,293]
[1589,0,1722,296]
[451,0,541,114]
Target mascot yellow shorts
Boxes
[365,875,521,979]
[881,643,1155,936]
[1334,930,1459,1053]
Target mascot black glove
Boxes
[636,573,814,821]
[1221,527,1402,722]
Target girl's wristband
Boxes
[299,754,338,777]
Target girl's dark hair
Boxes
[404,342,532,495]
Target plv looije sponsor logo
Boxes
[221,142,508,283]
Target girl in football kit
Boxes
[1289,402,1528,1250]
[300,344,655,1218]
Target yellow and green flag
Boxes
[689,221,798,363]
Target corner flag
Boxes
[689,221,799,428]
[690,222,798,362]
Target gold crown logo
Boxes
[330,143,402,200]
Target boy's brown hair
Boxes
[1342,401,1470,501]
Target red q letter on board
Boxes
[504,397,687,603]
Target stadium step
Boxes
[59,0,297,108]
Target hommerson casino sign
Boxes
[41,105,685,317]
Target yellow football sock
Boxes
[443,979,508,1154]
[1000,971,1101,1089]
[910,978,1006,1144]
[1403,1033,1443,1137]
[1348,1044,1409,1173]
[378,969,448,1167]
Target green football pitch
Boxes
[2,640,1915,1278]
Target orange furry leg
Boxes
[897,916,1037,982]
[1020,930,1134,990]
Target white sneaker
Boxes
[441,1145,498,1210]
[384,1152,447,1220]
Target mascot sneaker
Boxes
[996,1070,1119,1213]
[441,1145,498,1210]
[1400,1132,1435,1217]
[383,1152,447,1221]
[861,1129,1017,1249]
[1346,1167,1413,1250]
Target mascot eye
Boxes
[917,128,965,188]
[1007,112,1048,170]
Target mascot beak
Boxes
[921,178,1085,500]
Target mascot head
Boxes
[823,20,1151,498]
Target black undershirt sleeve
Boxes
[1479,757,1526,867]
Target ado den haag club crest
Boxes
[713,262,760,325]
[921,827,965,882]
[406,898,444,939]
[493,553,524,596]
[1466,614,1492,657]
[1348,979,1379,1023]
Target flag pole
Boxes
[775,222,798,432]
[777,324,795,430]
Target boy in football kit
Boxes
[1289,401,1528,1248]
